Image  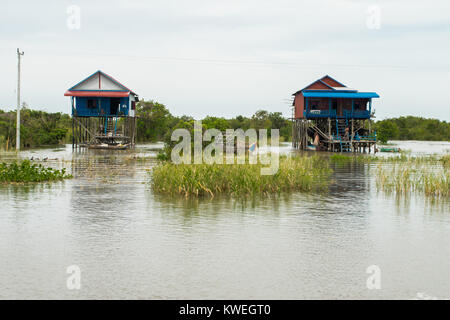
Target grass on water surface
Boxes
[376,163,449,198]
[330,153,450,166]
[329,153,449,197]
[150,155,332,198]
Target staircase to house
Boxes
[104,117,119,136]
[335,118,351,152]
[336,119,347,138]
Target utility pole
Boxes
[16,48,24,151]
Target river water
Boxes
[0,141,449,299]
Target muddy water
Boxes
[0,141,449,299]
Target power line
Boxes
[27,49,450,71]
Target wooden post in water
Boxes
[351,119,354,152]
[72,117,74,149]
[133,117,137,147]
[328,117,331,151]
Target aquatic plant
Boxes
[329,154,371,164]
[150,155,332,197]
[0,160,72,183]
[440,154,450,168]
[376,163,449,198]
[328,154,382,165]
[329,154,447,165]
[329,154,352,164]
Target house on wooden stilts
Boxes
[64,70,139,149]
[292,75,380,153]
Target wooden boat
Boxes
[380,147,401,153]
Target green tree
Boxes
[136,100,174,142]
[376,121,399,143]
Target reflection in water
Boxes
[0,142,449,299]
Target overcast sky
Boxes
[0,0,449,120]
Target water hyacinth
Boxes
[150,155,332,197]
[0,160,72,183]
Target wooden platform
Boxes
[88,144,130,150]
[292,118,377,153]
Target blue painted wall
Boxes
[73,97,129,116]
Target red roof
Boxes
[64,91,130,97]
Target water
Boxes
[0,141,449,299]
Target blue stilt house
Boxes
[292,75,380,152]
[65,70,139,148]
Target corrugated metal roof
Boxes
[303,91,380,98]
[67,70,137,95]
[331,87,357,92]
[64,91,130,97]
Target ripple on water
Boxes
[0,142,449,299]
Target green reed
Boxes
[0,160,72,183]
[441,154,450,168]
[150,155,332,198]
[376,163,449,198]
[330,153,448,165]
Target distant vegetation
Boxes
[135,100,293,143]
[1,102,292,150]
[374,116,450,143]
[0,160,72,183]
[136,100,294,160]
[1,104,448,150]
[0,108,71,150]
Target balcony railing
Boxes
[354,132,377,141]
[303,109,337,118]
[343,110,370,119]
[73,109,128,117]
[303,109,371,119]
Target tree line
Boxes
[374,116,450,143]
[0,102,448,150]
[0,102,292,150]
[135,100,292,143]
[0,108,71,149]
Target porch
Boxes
[302,91,378,120]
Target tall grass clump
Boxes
[441,154,450,168]
[329,154,377,164]
[329,154,353,164]
[376,163,449,198]
[0,160,72,183]
[330,154,446,166]
[150,155,332,197]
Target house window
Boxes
[131,101,136,110]
[87,99,97,109]
[310,99,320,110]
